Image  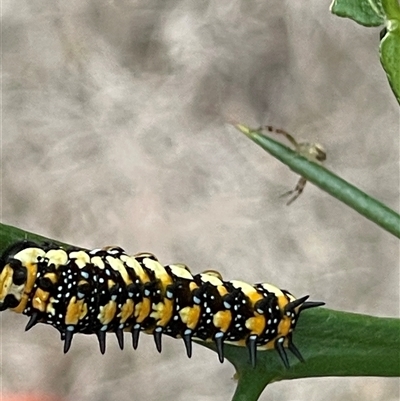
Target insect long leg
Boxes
[262,125,326,205]
[279,177,307,206]
[265,126,301,151]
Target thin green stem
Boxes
[201,308,400,401]
[0,222,71,252]
[235,125,400,238]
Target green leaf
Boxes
[330,0,400,103]
[330,0,385,26]
[201,308,400,401]
[380,0,400,103]
[235,125,400,238]
[0,222,70,251]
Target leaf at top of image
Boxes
[380,24,400,103]
[330,0,385,26]
[379,0,400,104]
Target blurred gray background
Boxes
[1,1,399,400]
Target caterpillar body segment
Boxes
[0,241,324,368]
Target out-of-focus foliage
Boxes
[331,0,385,26]
[331,0,400,103]
[380,0,400,103]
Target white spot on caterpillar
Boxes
[81,272,89,280]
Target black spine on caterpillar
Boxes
[0,241,324,368]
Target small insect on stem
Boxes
[264,126,327,205]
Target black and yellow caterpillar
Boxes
[0,241,324,368]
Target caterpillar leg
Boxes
[275,337,290,369]
[131,324,141,350]
[96,330,107,354]
[115,327,124,350]
[183,329,193,358]
[214,332,225,363]
[246,335,258,368]
[154,327,163,353]
[64,328,75,354]
[287,334,304,363]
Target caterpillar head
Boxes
[0,242,43,312]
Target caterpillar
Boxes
[0,241,324,368]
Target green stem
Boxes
[231,372,268,401]
[236,125,400,238]
[201,308,400,401]
[0,223,71,252]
